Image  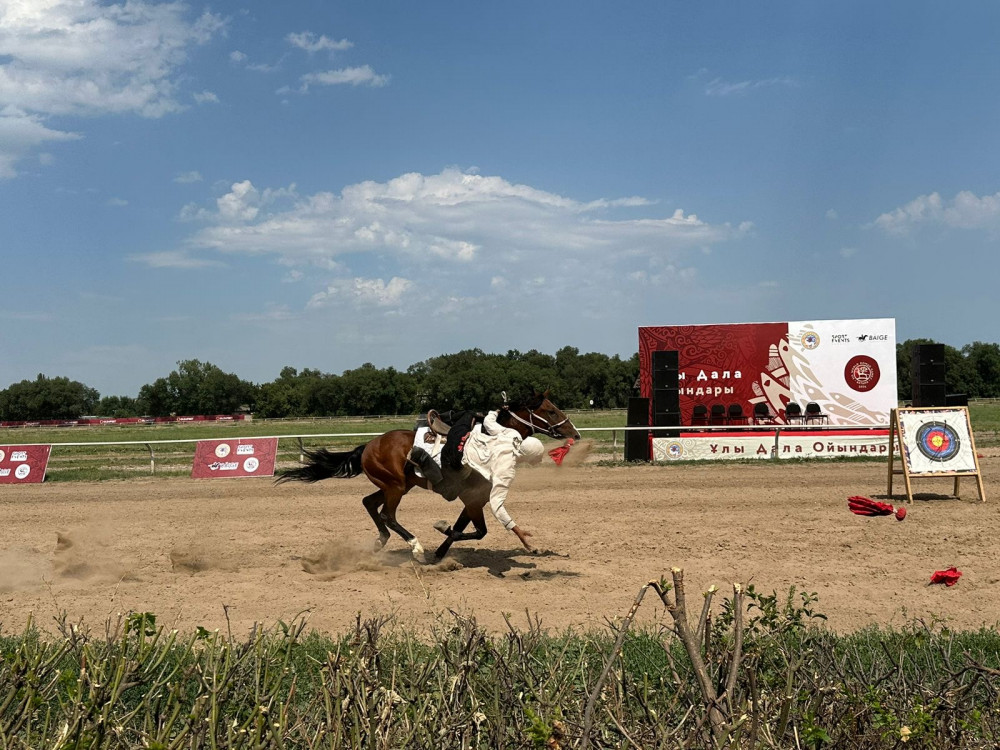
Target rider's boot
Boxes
[407,446,462,502]
[408,446,444,485]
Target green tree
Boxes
[97,395,141,417]
[0,374,99,420]
[135,360,253,417]
[963,341,1000,398]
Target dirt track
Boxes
[1,456,998,637]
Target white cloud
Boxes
[174,171,202,184]
[193,90,219,104]
[308,277,413,308]
[704,76,798,97]
[156,169,748,314]
[286,32,353,54]
[826,209,838,220]
[873,190,1000,234]
[127,250,225,269]
[106,197,128,207]
[0,0,225,177]
[839,246,858,258]
[300,66,389,89]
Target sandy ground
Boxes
[1,455,998,638]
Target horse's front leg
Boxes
[433,507,487,560]
[362,490,391,551]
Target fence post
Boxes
[145,443,156,474]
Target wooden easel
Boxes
[887,407,986,504]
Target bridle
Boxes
[506,403,572,438]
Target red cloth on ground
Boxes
[848,496,894,516]
[548,438,574,466]
[929,567,962,586]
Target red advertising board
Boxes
[191,438,279,479]
[0,445,52,484]
[639,318,897,427]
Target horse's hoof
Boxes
[408,538,425,561]
[433,520,451,536]
[373,537,388,552]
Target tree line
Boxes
[2,340,999,421]
[0,347,639,420]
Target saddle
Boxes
[426,409,451,436]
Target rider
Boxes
[409,406,545,551]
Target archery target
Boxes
[898,408,977,474]
[915,421,960,462]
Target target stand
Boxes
[887,407,986,503]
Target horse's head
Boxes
[507,389,581,440]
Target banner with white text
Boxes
[0,445,52,484]
[652,430,890,462]
[639,318,897,427]
[191,438,279,479]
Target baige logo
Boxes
[845,355,881,392]
[857,334,888,342]
[214,444,231,458]
[801,332,820,350]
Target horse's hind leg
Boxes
[362,490,391,551]
[380,494,425,561]
[433,507,487,560]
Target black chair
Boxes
[805,402,829,424]
[709,403,727,425]
[727,403,748,425]
[753,402,775,424]
[785,401,804,425]
[690,404,709,426]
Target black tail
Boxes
[275,445,366,484]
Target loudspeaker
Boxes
[627,397,649,426]
[913,384,947,408]
[653,388,679,414]
[911,343,947,406]
[624,396,650,462]
[946,393,969,407]
[652,349,679,371]
[624,430,649,461]
[652,410,680,427]
[652,369,679,391]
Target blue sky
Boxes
[2,1,999,397]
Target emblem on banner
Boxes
[801,332,820,350]
[215,443,231,458]
[845,355,881,392]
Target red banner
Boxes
[191,438,278,479]
[0,445,52,484]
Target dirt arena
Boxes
[1,456,998,637]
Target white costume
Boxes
[461,410,544,531]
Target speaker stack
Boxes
[624,396,650,462]
[911,343,946,407]
[651,350,680,438]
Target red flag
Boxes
[548,438,575,466]
[848,496,906,521]
[930,567,962,586]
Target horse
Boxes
[277,390,581,561]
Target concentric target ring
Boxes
[915,421,960,462]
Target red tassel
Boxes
[930,567,962,586]
[548,438,575,466]
[848,496,906,521]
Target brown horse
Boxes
[277,390,580,561]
